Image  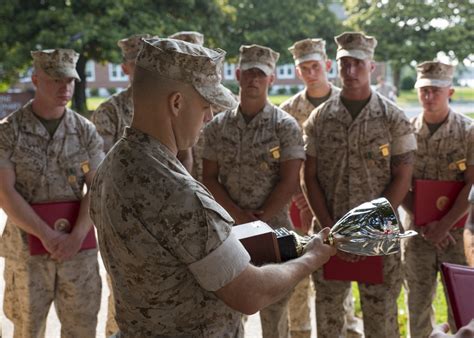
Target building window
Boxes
[224,63,235,80]
[276,64,295,79]
[108,64,128,82]
[327,60,338,79]
[85,60,95,82]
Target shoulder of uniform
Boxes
[279,91,304,110]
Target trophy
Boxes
[233,197,417,264]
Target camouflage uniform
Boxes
[90,128,250,337]
[280,84,340,337]
[91,86,133,153]
[0,101,103,337]
[204,101,305,337]
[304,90,417,338]
[403,110,473,338]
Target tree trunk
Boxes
[72,55,88,115]
[392,63,402,96]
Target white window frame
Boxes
[108,64,128,82]
[85,60,96,82]
[223,63,235,80]
[276,64,295,79]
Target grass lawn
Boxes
[352,278,448,337]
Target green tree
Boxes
[223,0,344,63]
[343,0,474,89]
[0,0,234,113]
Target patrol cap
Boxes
[136,38,237,111]
[238,44,280,76]
[289,38,327,65]
[168,31,204,46]
[414,61,454,88]
[117,34,153,61]
[335,32,377,60]
[31,49,81,81]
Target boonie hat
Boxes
[31,49,81,81]
[169,31,204,46]
[289,38,327,65]
[238,44,280,76]
[335,32,377,60]
[414,61,454,88]
[136,38,237,111]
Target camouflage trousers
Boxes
[106,273,119,337]
[313,254,402,338]
[288,276,313,337]
[402,227,466,338]
[3,250,101,338]
[259,290,292,338]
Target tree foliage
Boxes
[343,0,474,88]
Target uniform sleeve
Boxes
[303,109,319,157]
[91,103,117,153]
[83,121,105,171]
[388,107,417,156]
[466,123,474,166]
[0,119,15,169]
[202,118,219,161]
[157,190,250,291]
[278,114,305,161]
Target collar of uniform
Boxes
[20,101,76,140]
[328,89,386,123]
[416,108,454,140]
[123,126,178,164]
[232,101,274,129]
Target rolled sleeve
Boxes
[303,114,318,157]
[391,133,417,156]
[188,232,250,291]
[389,108,417,155]
[278,115,305,161]
[0,121,14,169]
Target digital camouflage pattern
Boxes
[90,127,250,337]
[117,34,152,61]
[169,31,204,46]
[402,110,474,338]
[335,32,377,60]
[203,102,305,230]
[136,38,237,111]
[91,86,133,153]
[280,84,340,126]
[288,38,327,65]
[238,44,280,76]
[0,101,104,260]
[304,91,416,338]
[0,101,103,336]
[3,252,101,338]
[31,48,80,81]
[415,61,454,88]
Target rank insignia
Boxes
[81,160,90,174]
[379,144,389,157]
[455,159,467,172]
[270,146,280,159]
[68,175,77,184]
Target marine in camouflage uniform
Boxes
[90,38,335,337]
[203,44,305,338]
[303,32,417,338]
[401,61,474,338]
[0,49,103,337]
[279,38,344,338]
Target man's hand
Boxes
[435,233,457,251]
[234,209,263,225]
[292,193,308,210]
[49,232,84,261]
[422,220,452,247]
[304,228,337,266]
[430,320,474,337]
[299,207,313,234]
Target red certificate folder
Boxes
[441,263,474,330]
[323,256,384,284]
[28,201,97,255]
[414,179,467,228]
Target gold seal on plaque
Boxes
[54,218,71,233]
[436,196,449,211]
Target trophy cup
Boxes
[233,197,417,265]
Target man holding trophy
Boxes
[303,32,417,338]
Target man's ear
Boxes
[31,72,38,87]
[269,73,275,86]
[448,88,455,98]
[370,61,376,73]
[169,91,183,117]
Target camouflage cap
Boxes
[289,38,327,65]
[168,31,204,46]
[335,32,377,60]
[414,61,454,88]
[117,34,153,61]
[136,38,237,111]
[238,44,280,76]
[31,49,80,81]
